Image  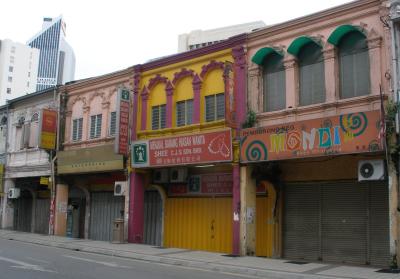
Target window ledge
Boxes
[137,119,227,139]
[257,94,385,123]
[63,136,114,147]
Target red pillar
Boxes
[128,171,144,243]
[232,164,240,255]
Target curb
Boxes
[0,233,344,279]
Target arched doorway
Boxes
[68,186,86,238]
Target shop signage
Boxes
[224,61,236,127]
[114,87,130,155]
[39,109,57,149]
[169,173,233,196]
[132,129,232,168]
[58,144,124,174]
[240,110,383,163]
[40,176,49,186]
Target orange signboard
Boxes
[240,110,383,163]
[39,109,57,150]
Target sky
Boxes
[0,0,351,80]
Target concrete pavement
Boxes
[0,229,399,279]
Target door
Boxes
[144,190,162,246]
[89,192,124,241]
[164,197,232,253]
[34,198,50,234]
[256,181,280,257]
[13,190,32,232]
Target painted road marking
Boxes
[63,254,131,268]
[0,255,56,273]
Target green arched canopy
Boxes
[251,47,283,65]
[287,36,322,56]
[327,25,365,46]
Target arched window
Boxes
[263,53,286,112]
[298,43,325,106]
[338,31,370,99]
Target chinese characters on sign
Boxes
[131,130,232,167]
[115,87,130,155]
[240,110,383,163]
[39,109,57,149]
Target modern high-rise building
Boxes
[178,21,266,52]
[27,16,75,91]
[0,39,39,105]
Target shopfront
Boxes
[240,110,390,265]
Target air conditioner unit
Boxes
[153,169,169,184]
[170,168,188,183]
[7,188,20,199]
[114,181,127,196]
[358,160,385,181]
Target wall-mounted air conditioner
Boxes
[7,188,20,199]
[358,160,385,181]
[114,181,127,196]
[153,169,169,184]
[170,168,188,183]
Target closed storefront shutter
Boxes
[321,182,367,264]
[144,191,162,246]
[90,192,124,241]
[283,181,390,266]
[13,194,32,232]
[34,198,50,234]
[164,197,232,254]
[283,184,320,261]
[369,181,390,266]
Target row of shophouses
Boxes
[1,0,400,268]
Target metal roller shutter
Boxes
[368,181,390,266]
[34,198,50,234]
[321,182,367,264]
[90,192,124,241]
[144,191,162,246]
[283,184,320,261]
[13,194,32,232]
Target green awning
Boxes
[327,25,365,46]
[287,36,321,56]
[251,47,283,65]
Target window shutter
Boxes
[95,114,102,138]
[29,121,39,147]
[263,53,286,112]
[72,119,78,141]
[152,106,160,130]
[216,93,225,120]
[90,115,96,138]
[205,95,215,122]
[109,111,116,136]
[176,101,185,127]
[78,118,83,140]
[186,99,193,125]
[160,105,166,129]
[23,123,30,148]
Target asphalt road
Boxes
[0,238,262,279]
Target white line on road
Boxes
[63,254,132,268]
[25,256,51,264]
[0,255,56,273]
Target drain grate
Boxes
[285,261,309,265]
[376,269,400,274]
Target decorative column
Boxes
[367,31,382,96]
[248,66,261,113]
[233,46,247,126]
[1,178,15,229]
[140,87,149,131]
[323,44,337,103]
[166,81,174,128]
[54,183,68,236]
[232,162,241,255]
[82,105,90,141]
[283,56,298,110]
[128,171,144,243]
[192,74,202,124]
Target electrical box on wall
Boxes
[358,160,385,181]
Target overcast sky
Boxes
[1,0,351,80]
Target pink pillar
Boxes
[166,81,174,128]
[192,74,202,124]
[128,171,145,243]
[131,69,141,141]
[232,164,240,255]
[141,87,149,131]
[232,46,246,127]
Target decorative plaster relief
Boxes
[148,74,168,90]
[172,68,195,85]
[200,60,224,78]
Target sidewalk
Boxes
[0,230,398,279]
